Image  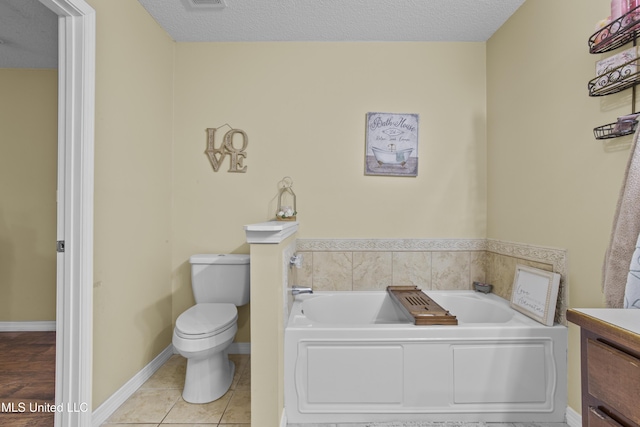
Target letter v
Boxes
[205,128,227,171]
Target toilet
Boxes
[172,253,250,404]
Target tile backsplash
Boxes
[296,250,487,292]
[291,238,568,324]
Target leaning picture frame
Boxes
[365,112,418,177]
[510,265,561,326]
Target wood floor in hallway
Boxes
[0,331,56,427]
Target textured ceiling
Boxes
[0,0,58,68]
[139,0,525,42]
[0,0,525,69]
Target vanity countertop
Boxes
[568,308,640,335]
[567,308,640,351]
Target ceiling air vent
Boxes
[185,0,227,9]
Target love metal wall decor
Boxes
[205,124,248,173]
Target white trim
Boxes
[280,409,288,427]
[39,1,95,427]
[245,221,299,244]
[0,321,56,331]
[229,342,251,354]
[91,345,174,427]
[566,405,582,427]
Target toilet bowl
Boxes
[172,254,250,404]
[173,303,239,403]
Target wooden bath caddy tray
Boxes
[387,286,458,325]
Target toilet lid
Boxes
[175,303,237,338]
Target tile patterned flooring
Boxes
[99,353,570,427]
[101,353,250,426]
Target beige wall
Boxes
[88,0,175,408]
[173,42,487,239]
[172,42,488,342]
[487,0,624,414]
[0,69,57,322]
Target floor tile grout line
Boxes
[157,391,181,426]
[219,373,241,425]
[100,354,251,426]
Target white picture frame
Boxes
[510,265,561,326]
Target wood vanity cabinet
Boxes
[567,309,640,427]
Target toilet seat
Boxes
[175,303,238,339]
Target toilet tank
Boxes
[189,254,250,306]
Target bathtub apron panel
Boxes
[285,291,568,424]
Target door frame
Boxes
[39,0,95,426]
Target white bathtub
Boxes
[284,290,567,424]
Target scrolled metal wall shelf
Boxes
[589,6,640,139]
[588,57,640,97]
[589,6,640,54]
[593,120,638,140]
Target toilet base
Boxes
[182,352,235,404]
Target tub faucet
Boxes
[292,286,313,295]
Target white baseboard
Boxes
[91,344,174,427]
[280,409,287,427]
[566,405,582,427]
[0,321,56,331]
